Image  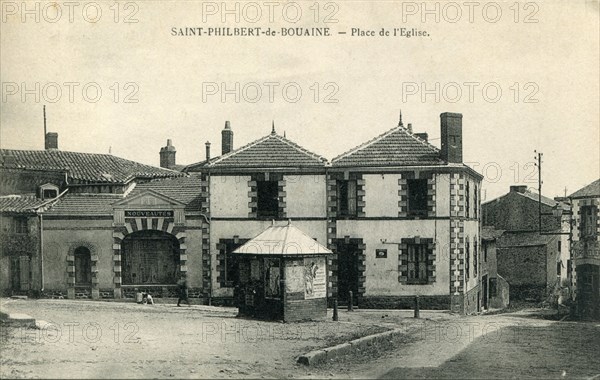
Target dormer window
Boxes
[39,183,59,200]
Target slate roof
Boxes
[569,179,600,198]
[0,195,46,213]
[233,222,332,256]
[1,149,181,184]
[331,125,443,167]
[189,132,327,170]
[45,194,121,216]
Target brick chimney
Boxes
[159,139,176,169]
[221,121,233,155]
[510,185,528,193]
[415,132,428,142]
[45,132,58,150]
[205,141,211,162]
[440,112,462,163]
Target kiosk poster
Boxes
[285,262,304,294]
[304,257,326,299]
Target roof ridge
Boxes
[274,134,327,164]
[208,134,272,167]
[332,125,402,163]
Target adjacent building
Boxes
[568,179,600,319]
[482,185,570,301]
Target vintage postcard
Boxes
[1,1,599,379]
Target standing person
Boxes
[177,275,190,307]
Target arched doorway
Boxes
[74,246,92,285]
[121,230,180,285]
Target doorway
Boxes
[336,241,360,306]
[10,255,30,292]
[481,274,489,310]
[577,264,599,320]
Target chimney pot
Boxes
[407,123,413,133]
[440,112,463,163]
[221,121,234,155]
[206,141,211,161]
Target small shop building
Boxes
[233,221,331,322]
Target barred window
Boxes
[407,244,428,284]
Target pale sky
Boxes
[1,0,598,201]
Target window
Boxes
[337,180,357,217]
[474,185,478,218]
[483,241,488,262]
[257,180,279,218]
[14,218,28,234]
[581,206,597,239]
[466,181,470,218]
[222,239,248,287]
[567,260,572,278]
[407,244,428,284]
[74,247,92,285]
[465,240,470,280]
[474,241,478,277]
[42,189,58,199]
[489,277,497,297]
[407,179,428,217]
[556,261,562,277]
[558,240,561,253]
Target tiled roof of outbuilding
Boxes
[45,194,121,216]
[46,176,205,216]
[569,179,600,198]
[0,195,46,213]
[331,125,442,167]
[0,149,181,183]
[199,132,327,169]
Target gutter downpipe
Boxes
[207,168,212,306]
[39,212,44,294]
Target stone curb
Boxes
[297,328,404,366]
[0,310,37,328]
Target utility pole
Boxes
[535,151,543,232]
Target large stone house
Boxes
[1,111,486,314]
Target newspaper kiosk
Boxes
[232,221,332,322]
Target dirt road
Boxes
[1,299,598,379]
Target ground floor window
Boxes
[122,230,180,285]
[407,244,428,284]
[399,238,435,285]
[74,246,92,285]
